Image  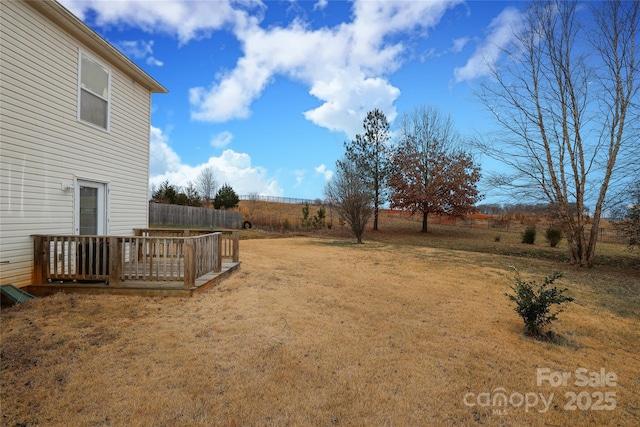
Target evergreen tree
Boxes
[214,184,239,209]
[344,109,393,231]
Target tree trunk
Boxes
[421,212,429,233]
[373,182,379,231]
[475,2,638,270]
[373,205,379,231]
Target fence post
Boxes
[183,239,196,288]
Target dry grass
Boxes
[237,200,322,231]
[1,216,639,426]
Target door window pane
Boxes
[79,186,98,235]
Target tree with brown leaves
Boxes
[389,106,482,232]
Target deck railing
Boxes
[32,230,239,288]
[133,229,240,262]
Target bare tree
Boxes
[325,157,374,244]
[344,109,393,231]
[390,106,482,232]
[196,166,217,206]
[246,192,260,222]
[477,0,639,267]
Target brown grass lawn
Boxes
[1,216,639,426]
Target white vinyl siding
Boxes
[0,0,155,287]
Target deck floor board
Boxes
[27,262,241,297]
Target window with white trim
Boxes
[78,52,110,130]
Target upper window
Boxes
[78,52,110,130]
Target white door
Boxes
[75,180,107,235]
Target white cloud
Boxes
[419,37,469,61]
[314,164,334,181]
[450,37,470,53]
[189,54,273,122]
[453,7,523,83]
[149,126,283,196]
[59,0,265,45]
[304,72,400,138]
[187,0,463,136]
[149,125,180,176]
[64,0,465,137]
[294,170,305,187]
[146,57,164,67]
[313,0,328,12]
[210,131,233,148]
[115,40,163,66]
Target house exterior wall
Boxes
[0,0,157,287]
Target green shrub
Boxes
[545,227,563,247]
[313,206,326,228]
[505,268,574,337]
[521,225,536,244]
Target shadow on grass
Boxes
[525,330,581,349]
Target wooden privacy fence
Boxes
[33,231,239,288]
[149,202,243,229]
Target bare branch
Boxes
[475,0,639,266]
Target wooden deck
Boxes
[29,230,241,297]
[27,262,241,298]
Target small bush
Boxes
[505,268,574,337]
[494,235,501,242]
[313,206,326,229]
[521,225,536,244]
[301,203,310,228]
[545,227,563,247]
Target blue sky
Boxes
[61,0,526,200]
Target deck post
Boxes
[216,233,223,272]
[108,237,122,286]
[32,235,45,285]
[183,239,196,288]
[232,232,240,263]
